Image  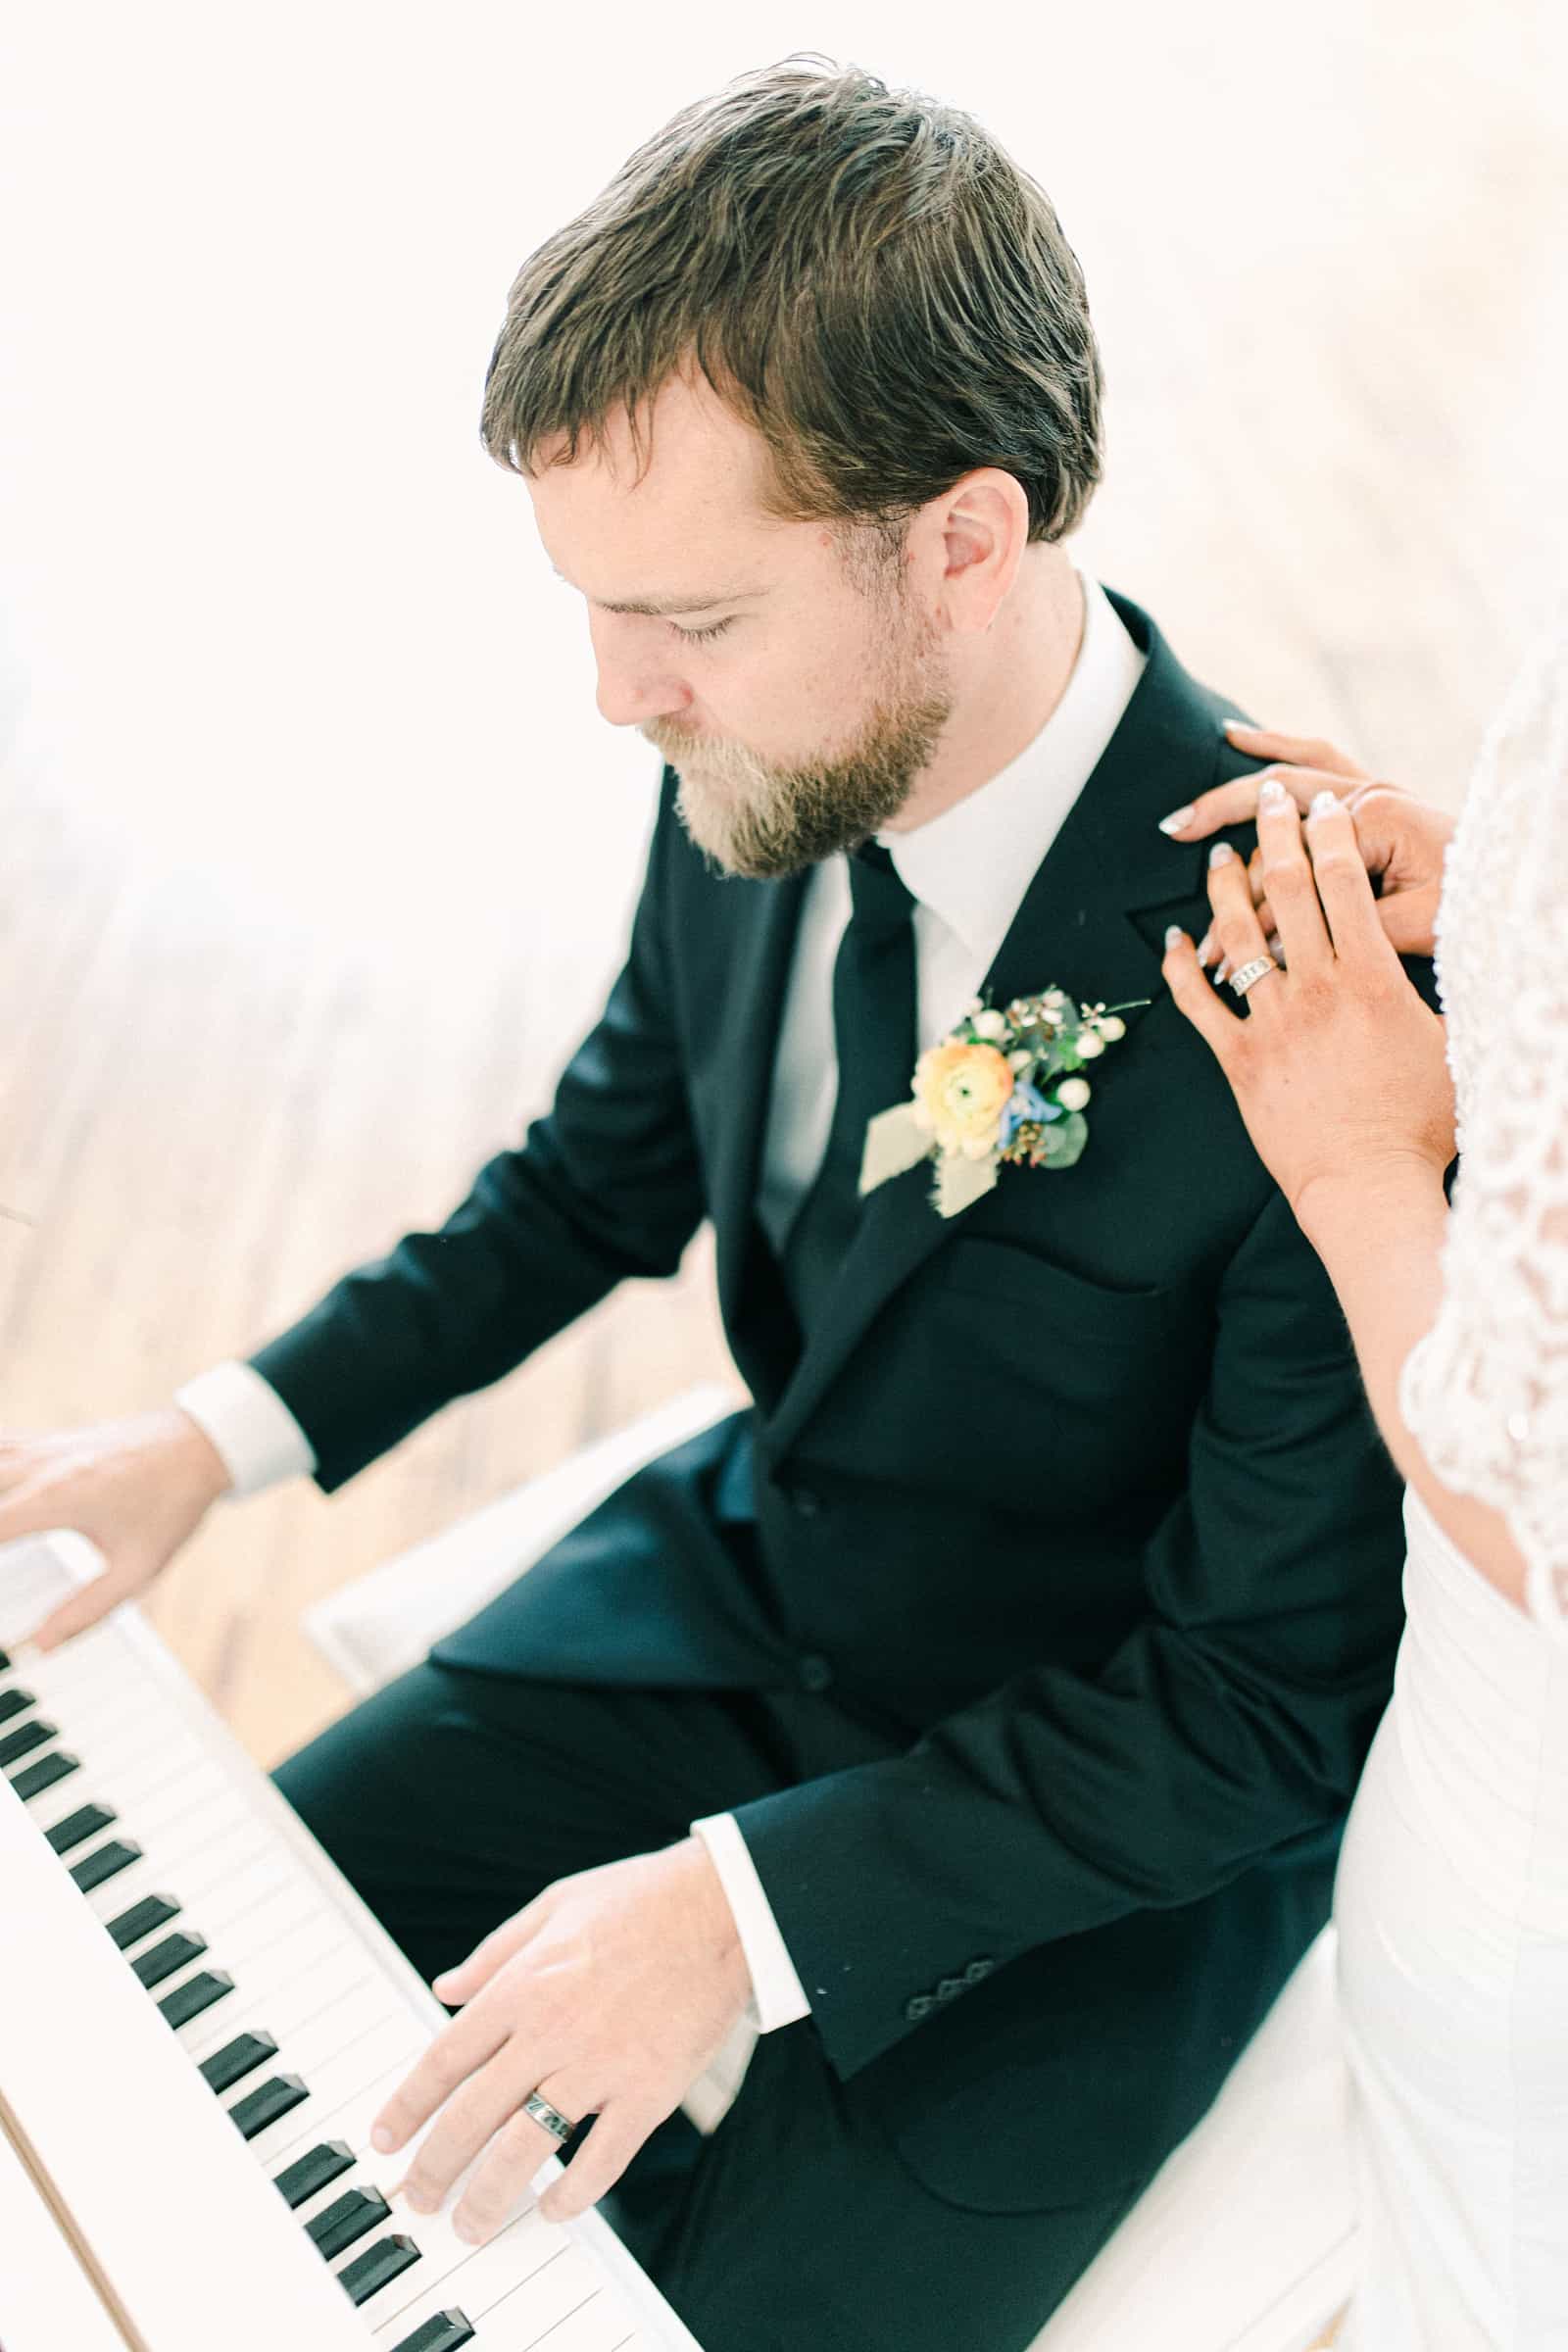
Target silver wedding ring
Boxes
[523,2091,576,2145]
[1227,955,1280,998]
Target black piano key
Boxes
[69,1838,142,1893]
[200,2030,278,2094]
[131,1930,209,1989]
[390,2316,477,2352]
[231,2073,309,2141]
[157,1968,233,2029]
[307,2185,391,2261]
[339,2233,421,2308]
[105,1892,181,1951]
[0,1687,35,1727]
[0,1718,55,1769]
[273,2140,356,2211]
[45,1802,118,1857]
[0,1647,10,1670]
[12,1749,80,1802]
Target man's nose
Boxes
[591,630,694,730]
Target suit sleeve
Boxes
[245,769,705,1494]
[730,1176,1414,2081]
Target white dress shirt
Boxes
[175,572,1146,2034]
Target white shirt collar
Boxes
[874,573,1147,966]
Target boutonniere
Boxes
[859,989,1151,1219]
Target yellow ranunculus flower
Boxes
[911,1040,1014,1157]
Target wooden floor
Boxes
[1,10,1563,2339]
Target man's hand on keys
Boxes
[0,1409,233,1653]
[371,1838,755,2239]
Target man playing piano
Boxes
[0,54,1434,2352]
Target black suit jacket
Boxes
[252,591,1436,2210]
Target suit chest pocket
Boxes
[871,1238,1201,1508]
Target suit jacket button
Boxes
[936,1976,962,2001]
[905,1993,934,2021]
[790,1484,824,1517]
[963,1957,994,1984]
[797,1652,833,1693]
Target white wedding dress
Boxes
[1332,611,1568,2349]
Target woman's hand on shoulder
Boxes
[1160,781,1456,1228]
[1156,720,1455,962]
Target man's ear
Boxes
[926,468,1032,636]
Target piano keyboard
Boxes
[0,1530,703,2352]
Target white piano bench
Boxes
[303,1385,1356,2352]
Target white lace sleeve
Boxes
[1397,610,1568,1635]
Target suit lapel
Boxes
[761,591,1224,1461]
[707,865,811,1401]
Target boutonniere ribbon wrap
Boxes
[859,989,1151,1220]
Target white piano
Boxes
[0,1531,703,2352]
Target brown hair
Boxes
[479,54,1103,577]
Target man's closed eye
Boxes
[671,617,736,644]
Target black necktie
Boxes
[781,841,918,1333]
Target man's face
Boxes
[525,368,956,877]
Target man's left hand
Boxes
[368,1837,753,2240]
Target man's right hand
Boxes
[0,1408,233,1654]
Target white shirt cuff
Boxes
[173,1361,318,1499]
[690,1811,811,2033]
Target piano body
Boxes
[0,1531,703,2352]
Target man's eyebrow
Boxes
[549,563,761,617]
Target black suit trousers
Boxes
[272,1622,1146,2352]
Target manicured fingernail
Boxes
[1164,924,1185,950]
[1215,957,1232,984]
[1224,717,1250,733]
[1157,806,1195,836]
[371,2127,395,2153]
[1196,931,1214,966]
[1309,789,1338,816]
[455,2214,483,2244]
[1208,842,1236,867]
[1257,773,1290,805]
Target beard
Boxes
[646,594,956,880]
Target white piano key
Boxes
[365,2204,570,2339]
[19,1690,151,1767]
[80,1823,284,1927]
[112,1776,257,1854]
[174,1944,378,2062]
[41,1784,260,1891]
[255,2046,426,2171]
[415,2237,611,2347]
[548,2314,644,2352]
[220,1975,408,2095]
[136,1852,300,1947]
[240,2011,427,2165]
[136,1918,345,2042]
[177,1903,349,2005]
[158,1878,322,1974]
[205,1961,392,2063]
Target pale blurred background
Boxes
[1,0,1565,1765]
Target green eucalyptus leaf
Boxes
[1041,1109,1090,1169]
